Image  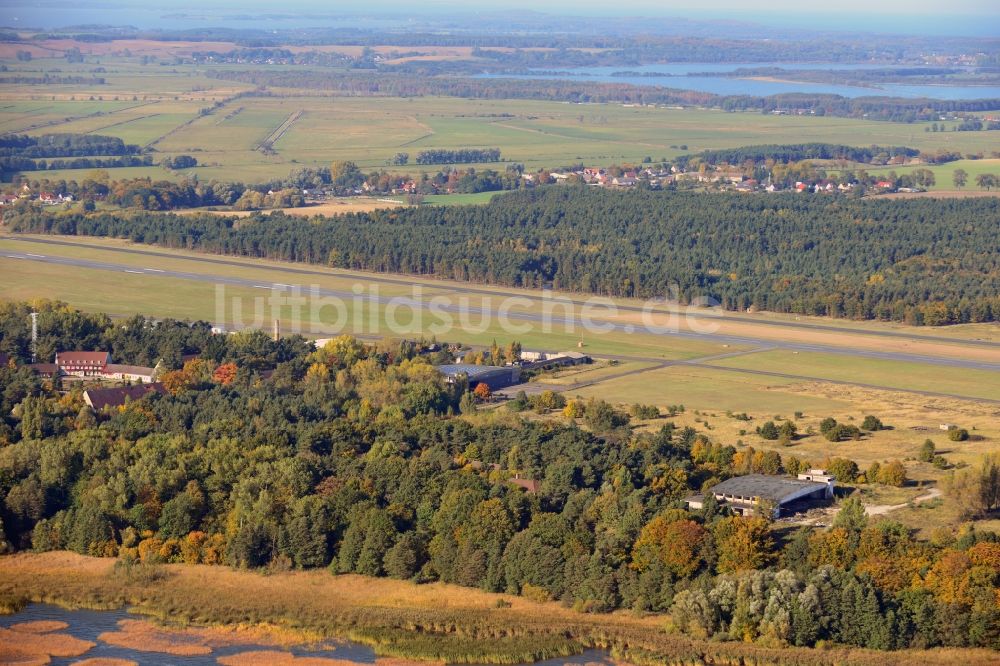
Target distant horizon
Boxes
[5,3,1000,38]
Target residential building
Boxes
[56,351,112,377]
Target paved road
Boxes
[6,235,999,350]
[4,247,1000,375]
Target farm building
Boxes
[437,364,522,391]
[686,470,835,518]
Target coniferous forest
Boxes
[9,188,1000,324]
[0,301,998,652]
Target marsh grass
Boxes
[0,552,996,666]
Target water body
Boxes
[0,603,616,666]
[476,64,1000,100]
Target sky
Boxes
[10,0,1000,37]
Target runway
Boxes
[4,243,1000,377]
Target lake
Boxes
[0,603,616,666]
[476,64,1000,100]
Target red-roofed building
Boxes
[27,363,59,378]
[508,475,541,494]
[55,351,112,377]
[84,383,167,410]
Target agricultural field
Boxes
[4,56,1000,184]
[865,158,1000,191]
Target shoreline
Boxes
[1,552,997,666]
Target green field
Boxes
[705,349,1000,400]
[4,56,1000,184]
[571,363,852,414]
[865,158,1000,190]
[0,241,738,362]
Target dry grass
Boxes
[0,625,95,663]
[0,39,239,58]
[98,619,213,656]
[1,552,998,666]
[878,190,1000,199]
[217,651,364,666]
[178,199,408,218]
[9,621,69,634]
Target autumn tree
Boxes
[877,460,907,487]
[632,515,707,578]
[711,515,774,573]
[473,382,492,402]
[212,362,238,385]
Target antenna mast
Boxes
[30,311,39,362]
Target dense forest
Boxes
[676,144,921,167]
[0,301,997,652]
[7,188,1000,325]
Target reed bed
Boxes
[1,552,997,666]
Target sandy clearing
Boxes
[866,487,943,516]
[877,190,1000,199]
[178,199,408,218]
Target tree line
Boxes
[0,134,142,159]
[7,188,999,325]
[415,149,502,165]
[0,301,996,652]
[0,155,154,174]
[676,144,921,168]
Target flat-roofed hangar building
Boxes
[686,470,836,518]
[437,364,522,392]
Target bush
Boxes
[629,403,661,419]
[521,583,551,603]
[948,428,969,442]
[877,460,907,487]
[757,421,779,440]
[919,439,935,462]
[861,415,884,431]
[824,423,861,442]
[819,417,838,435]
